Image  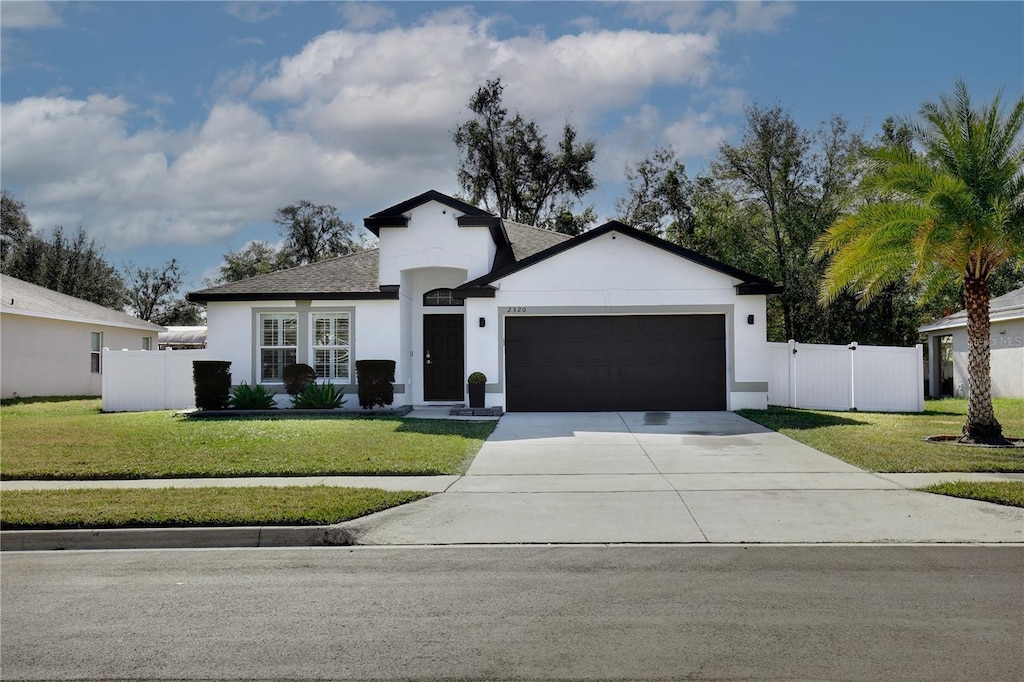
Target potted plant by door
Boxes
[467,372,487,408]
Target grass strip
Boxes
[738,398,1024,473]
[0,399,496,480]
[0,486,431,529]
[917,481,1024,508]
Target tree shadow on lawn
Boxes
[394,418,498,438]
[0,395,99,407]
[737,407,868,430]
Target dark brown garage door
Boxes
[505,315,726,412]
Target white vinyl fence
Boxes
[768,340,924,413]
[101,348,209,412]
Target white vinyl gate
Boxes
[768,340,924,413]
[101,348,210,412]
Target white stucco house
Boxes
[187,190,781,412]
[1,274,165,399]
[919,286,1024,399]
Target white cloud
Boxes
[208,61,268,100]
[622,1,795,35]
[719,1,796,34]
[0,12,740,254]
[596,99,735,187]
[0,1,63,29]
[664,108,732,158]
[225,2,281,24]
[230,36,266,47]
[338,2,396,30]
[253,12,718,158]
[0,93,452,251]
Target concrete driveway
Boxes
[339,412,1024,544]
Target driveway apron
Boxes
[338,412,1024,544]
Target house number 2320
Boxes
[506,307,528,313]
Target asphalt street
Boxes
[2,545,1022,680]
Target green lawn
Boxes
[0,486,431,529]
[738,398,1024,473]
[917,481,1024,508]
[0,399,496,480]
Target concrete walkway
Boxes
[335,411,1024,544]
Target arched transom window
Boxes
[423,288,465,306]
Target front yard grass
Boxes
[738,398,1024,473]
[917,481,1024,508]
[0,399,496,480]
[0,486,431,529]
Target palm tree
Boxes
[813,80,1024,444]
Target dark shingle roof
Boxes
[503,220,572,260]
[187,220,574,303]
[187,250,391,303]
[1,274,165,331]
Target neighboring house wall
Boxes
[924,319,1023,399]
[947,320,1024,399]
[920,287,1023,400]
[1,313,157,398]
[990,319,1024,398]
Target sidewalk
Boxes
[2,471,1022,492]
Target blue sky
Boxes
[2,1,1022,291]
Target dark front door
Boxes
[505,315,727,411]
[423,314,465,401]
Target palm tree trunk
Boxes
[961,275,1004,444]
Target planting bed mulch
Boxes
[923,435,1024,449]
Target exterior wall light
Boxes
[747,314,755,325]
[479,317,486,328]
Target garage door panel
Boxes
[505,315,726,412]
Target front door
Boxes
[423,314,464,401]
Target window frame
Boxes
[90,332,102,374]
[311,312,352,383]
[423,288,465,307]
[258,313,298,383]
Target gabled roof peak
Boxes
[456,220,782,297]
[363,190,496,234]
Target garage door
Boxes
[505,315,726,412]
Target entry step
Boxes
[449,405,504,417]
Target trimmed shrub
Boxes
[283,363,316,397]
[291,382,346,409]
[356,360,396,409]
[193,361,231,411]
[228,382,277,410]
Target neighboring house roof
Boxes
[0,274,165,332]
[187,250,393,303]
[919,286,1024,334]
[158,326,208,346]
[455,221,783,297]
